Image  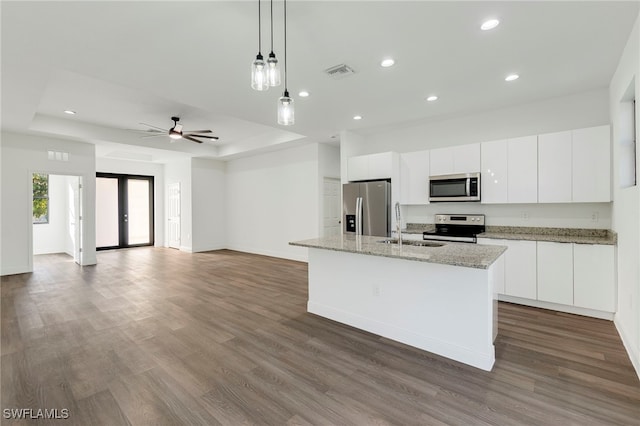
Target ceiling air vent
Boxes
[324,64,356,79]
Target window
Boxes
[32,173,49,224]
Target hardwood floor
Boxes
[2,248,639,425]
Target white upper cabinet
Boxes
[572,125,611,202]
[480,140,508,204]
[400,150,430,204]
[508,136,538,203]
[537,242,573,306]
[347,152,396,181]
[538,131,572,203]
[430,143,480,176]
[480,136,537,204]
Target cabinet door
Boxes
[537,242,573,305]
[368,152,394,180]
[452,143,481,174]
[572,125,611,202]
[429,147,454,176]
[508,136,538,203]
[477,238,506,294]
[347,155,369,182]
[400,150,430,204]
[480,140,508,204]
[574,244,615,312]
[504,240,537,299]
[538,131,572,203]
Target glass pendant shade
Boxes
[266,52,281,87]
[251,54,269,91]
[277,90,294,125]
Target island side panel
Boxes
[307,248,495,371]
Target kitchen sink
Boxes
[378,239,445,247]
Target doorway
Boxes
[32,173,83,265]
[96,173,154,250]
[323,177,341,236]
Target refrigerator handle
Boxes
[355,197,362,235]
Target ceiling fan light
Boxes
[169,132,182,140]
[251,54,269,91]
[266,52,281,87]
[277,90,294,125]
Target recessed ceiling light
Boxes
[298,91,310,97]
[505,74,519,82]
[380,58,395,68]
[426,95,438,102]
[481,19,500,31]
[353,115,362,120]
[64,110,76,115]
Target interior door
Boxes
[96,173,154,250]
[167,182,181,249]
[323,178,341,236]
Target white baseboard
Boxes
[225,244,308,263]
[1,264,32,276]
[614,316,640,380]
[498,294,614,320]
[308,301,495,371]
[192,244,226,253]
[179,245,193,253]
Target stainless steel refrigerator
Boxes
[343,180,391,237]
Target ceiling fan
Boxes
[136,116,219,144]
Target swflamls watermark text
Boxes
[3,408,69,420]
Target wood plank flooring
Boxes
[1,248,639,425]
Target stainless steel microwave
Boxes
[429,172,481,202]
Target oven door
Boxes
[429,173,480,202]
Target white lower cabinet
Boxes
[573,244,616,312]
[478,238,505,294]
[478,237,616,316]
[503,240,537,299]
[536,242,573,305]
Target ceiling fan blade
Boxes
[182,135,203,144]
[183,129,212,134]
[139,122,168,132]
[141,134,167,138]
[186,134,219,140]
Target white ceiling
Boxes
[2,1,638,162]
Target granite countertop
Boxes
[403,223,617,245]
[477,226,617,245]
[290,235,506,269]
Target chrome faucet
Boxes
[395,202,402,247]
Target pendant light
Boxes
[277,0,294,125]
[251,0,269,91]
[266,0,281,87]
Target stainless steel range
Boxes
[423,214,485,243]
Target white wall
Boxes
[610,13,640,378]
[96,157,165,247]
[165,158,192,252]
[191,157,226,252]
[226,143,320,262]
[1,132,96,275]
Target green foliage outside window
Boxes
[33,173,49,224]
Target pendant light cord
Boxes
[284,0,288,91]
[270,0,274,53]
[258,0,262,54]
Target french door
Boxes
[96,173,154,250]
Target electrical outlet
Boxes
[372,283,381,297]
[591,212,599,222]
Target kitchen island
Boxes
[290,235,507,371]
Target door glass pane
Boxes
[127,179,150,245]
[96,177,119,247]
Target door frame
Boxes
[96,172,154,250]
